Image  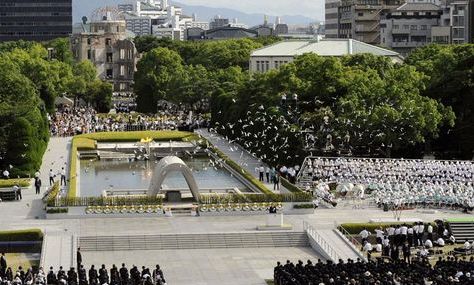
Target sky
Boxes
[176,0,324,19]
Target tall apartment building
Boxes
[450,0,471,43]
[338,0,404,44]
[380,2,443,55]
[71,15,137,93]
[325,0,341,38]
[0,0,72,42]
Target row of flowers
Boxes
[199,203,283,212]
[85,205,164,215]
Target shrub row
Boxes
[0,229,43,242]
[46,208,68,214]
[280,177,303,193]
[0,179,31,188]
[48,195,164,207]
[199,193,312,205]
[293,203,314,209]
[209,146,272,194]
[43,181,60,204]
[339,222,438,235]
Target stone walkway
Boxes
[195,129,289,193]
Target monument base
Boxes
[257,214,293,230]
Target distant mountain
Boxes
[72,0,318,26]
[174,2,318,26]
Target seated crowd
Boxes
[274,256,474,285]
[300,157,474,211]
[0,264,165,285]
[49,106,209,137]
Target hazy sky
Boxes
[177,0,324,19]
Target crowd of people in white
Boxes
[300,157,474,210]
[49,106,209,137]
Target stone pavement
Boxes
[195,129,289,193]
[82,247,320,285]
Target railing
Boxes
[303,221,340,262]
[337,222,363,250]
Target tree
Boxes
[406,44,474,158]
[47,37,74,64]
[89,80,113,113]
[134,48,185,113]
[0,54,48,176]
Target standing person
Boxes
[427,223,434,241]
[402,242,411,264]
[78,265,87,285]
[35,177,42,195]
[0,253,7,277]
[258,165,265,182]
[119,264,129,285]
[265,166,270,183]
[60,167,67,186]
[13,185,22,200]
[359,228,371,245]
[76,248,82,270]
[273,172,280,191]
[49,169,55,186]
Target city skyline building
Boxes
[0,0,72,42]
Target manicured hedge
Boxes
[280,177,303,193]
[339,222,437,235]
[46,208,68,214]
[44,181,60,204]
[209,145,272,194]
[199,193,312,204]
[0,178,31,188]
[0,229,43,242]
[293,203,314,209]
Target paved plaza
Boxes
[1,137,474,285]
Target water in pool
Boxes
[79,156,248,196]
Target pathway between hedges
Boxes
[195,129,289,194]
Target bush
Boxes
[0,179,31,188]
[339,222,438,235]
[46,208,68,214]
[209,145,272,194]
[44,181,60,205]
[293,203,314,209]
[0,229,43,242]
[280,177,303,193]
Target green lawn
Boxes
[445,217,474,223]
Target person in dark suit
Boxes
[78,265,87,285]
[67,267,78,285]
[47,267,57,285]
[88,265,98,285]
[35,177,42,195]
[119,264,129,285]
[76,248,82,270]
[99,264,109,285]
[0,253,7,277]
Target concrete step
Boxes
[79,232,309,251]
